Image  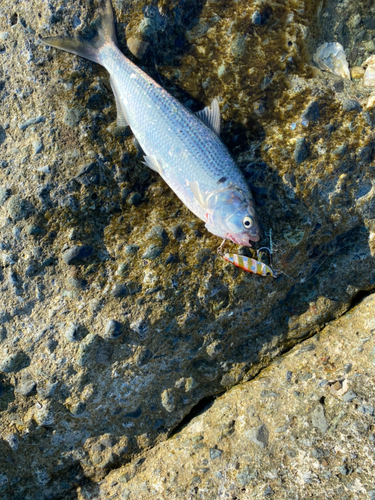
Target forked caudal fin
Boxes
[39,0,117,64]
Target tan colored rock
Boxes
[350,66,365,79]
[84,294,375,499]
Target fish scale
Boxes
[41,0,260,246]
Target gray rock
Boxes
[311,404,328,433]
[75,334,97,366]
[18,116,45,130]
[32,140,43,154]
[124,245,139,255]
[195,248,211,264]
[252,11,262,24]
[343,390,357,402]
[62,245,93,265]
[7,196,32,221]
[63,106,84,127]
[332,143,348,156]
[231,34,247,58]
[294,137,309,164]
[126,192,142,206]
[65,324,80,342]
[209,448,223,460]
[103,320,123,339]
[301,101,320,122]
[142,244,162,260]
[161,388,175,412]
[111,284,128,298]
[0,352,29,373]
[342,99,361,112]
[146,225,169,246]
[0,187,11,206]
[26,224,42,236]
[246,424,269,448]
[37,381,58,399]
[15,376,36,397]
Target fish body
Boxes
[41,0,260,246]
[222,253,276,277]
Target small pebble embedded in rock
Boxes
[104,319,123,339]
[62,245,93,265]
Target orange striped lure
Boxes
[222,253,278,278]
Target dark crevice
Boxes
[10,13,18,25]
[349,287,375,309]
[169,395,219,437]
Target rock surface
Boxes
[76,293,375,499]
[0,0,374,498]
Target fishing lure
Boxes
[222,253,278,278]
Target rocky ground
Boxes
[0,0,374,499]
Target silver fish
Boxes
[41,0,260,246]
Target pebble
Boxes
[103,319,123,339]
[18,116,45,130]
[65,324,80,342]
[62,245,93,265]
[342,99,361,112]
[294,137,309,164]
[146,225,169,246]
[161,388,175,412]
[142,244,163,260]
[251,11,262,25]
[37,381,57,399]
[231,34,247,59]
[127,37,149,58]
[209,448,223,460]
[111,284,128,298]
[332,144,348,156]
[115,263,129,276]
[15,376,36,397]
[7,195,33,221]
[26,224,42,236]
[126,192,142,206]
[70,401,86,416]
[75,334,97,366]
[301,101,320,122]
[124,245,139,255]
[195,248,211,264]
[32,140,43,154]
[0,187,11,206]
[364,15,375,30]
[0,352,28,373]
[311,404,328,433]
[134,347,152,367]
[63,106,84,127]
[245,424,269,448]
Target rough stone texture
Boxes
[77,294,375,500]
[0,0,375,498]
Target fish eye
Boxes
[242,216,253,229]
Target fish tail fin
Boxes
[39,0,117,64]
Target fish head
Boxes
[205,188,260,246]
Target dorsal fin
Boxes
[195,98,221,136]
[110,76,129,127]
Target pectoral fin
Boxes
[110,76,129,127]
[143,155,164,176]
[195,98,221,136]
[188,180,207,208]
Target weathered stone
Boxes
[62,245,93,265]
